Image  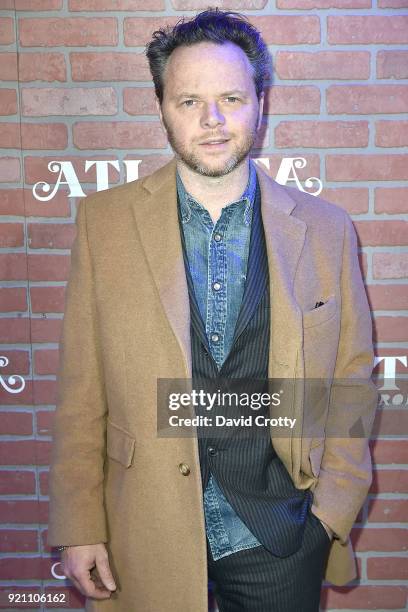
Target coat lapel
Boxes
[130,158,307,476]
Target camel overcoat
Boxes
[47,158,378,611]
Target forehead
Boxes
[163,41,255,92]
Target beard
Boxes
[161,116,258,178]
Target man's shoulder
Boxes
[79,157,176,217]
[279,181,347,224]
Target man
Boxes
[47,9,378,612]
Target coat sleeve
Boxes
[47,197,108,547]
[310,211,379,545]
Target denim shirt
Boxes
[177,160,262,561]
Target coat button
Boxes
[207,446,217,456]
[178,462,190,476]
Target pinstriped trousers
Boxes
[207,506,332,612]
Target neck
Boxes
[176,157,250,223]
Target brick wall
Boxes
[0,1,407,610]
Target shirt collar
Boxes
[177,158,257,226]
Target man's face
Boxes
[156,41,264,178]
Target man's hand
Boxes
[61,543,117,600]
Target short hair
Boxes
[145,8,270,104]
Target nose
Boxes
[200,101,225,129]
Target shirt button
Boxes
[213,233,222,242]
[211,333,219,343]
[213,282,222,291]
[178,463,190,476]
[207,447,217,456]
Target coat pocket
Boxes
[303,295,337,329]
[106,419,136,468]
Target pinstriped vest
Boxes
[177,178,312,557]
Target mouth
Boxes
[199,139,230,149]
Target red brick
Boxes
[28,254,70,281]
[0,222,23,247]
[71,51,150,81]
[320,188,368,215]
[326,154,408,181]
[30,318,62,343]
[0,123,20,149]
[0,471,35,495]
[33,379,56,406]
[124,16,187,46]
[325,585,407,610]
[37,412,54,439]
[275,120,368,148]
[18,52,66,82]
[70,0,164,9]
[0,412,32,435]
[277,0,370,5]
[23,188,71,218]
[354,220,408,247]
[0,157,20,182]
[0,17,14,46]
[353,525,408,551]
[0,318,29,343]
[0,189,25,215]
[31,287,65,314]
[39,469,49,494]
[0,89,17,115]
[367,556,408,580]
[0,500,48,524]
[0,530,38,554]
[374,316,408,343]
[275,51,370,80]
[21,86,117,117]
[0,254,27,281]
[0,557,44,580]
[373,252,408,280]
[34,348,59,376]
[20,123,68,150]
[15,0,62,7]
[28,223,75,249]
[377,50,408,80]
[375,187,408,214]
[367,284,408,311]
[371,439,408,465]
[72,121,167,150]
[172,0,266,6]
[19,18,118,47]
[123,87,156,115]
[368,499,408,524]
[24,155,121,186]
[0,287,27,312]
[0,53,17,81]
[124,15,320,46]
[372,409,408,436]
[327,85,408,114]
[378,0,408,5]
[265,86,320,115]
[376,120,408,147]
[250,16,321,45]
[328,16,408,44]
[0,440,51,466]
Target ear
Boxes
[256,91,264,132]
[155,98,165,130]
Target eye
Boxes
[182,99,196,107]
[225,96,239,103]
